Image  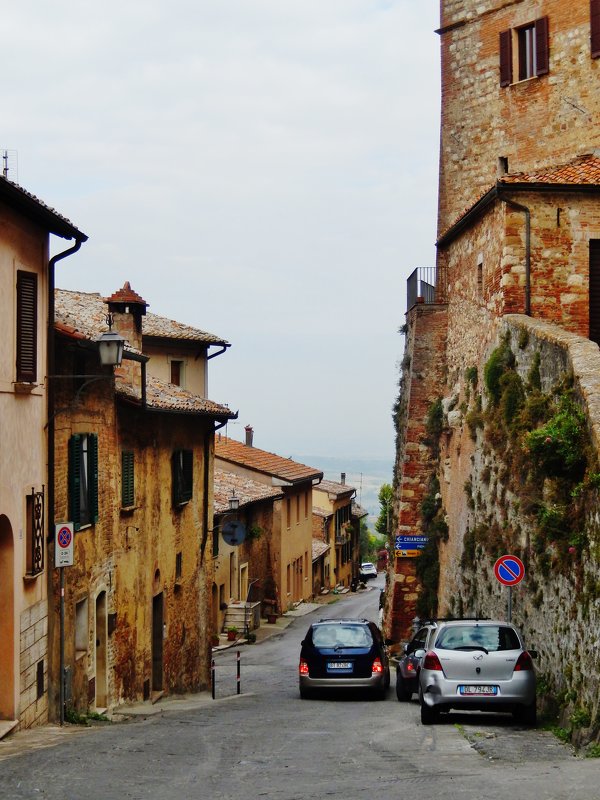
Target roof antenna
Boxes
[2,150,8,178]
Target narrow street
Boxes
[0,577,596,800]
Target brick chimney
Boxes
[245,425,254,447]
[341,472,346,485]
[105,282,148,394]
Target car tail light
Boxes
[407,662,415,672]
[299,659,309,675]
[514,651,533,671]
[423,651,443,671]
[372,657,384,675]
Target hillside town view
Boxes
[2,2,600,799]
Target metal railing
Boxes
[406,266,447,311]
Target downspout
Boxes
[499,194,531,316]
[47,237,85,725]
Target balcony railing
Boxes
[406,266,447,311]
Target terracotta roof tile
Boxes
[117,375,233,418]
[315,479,355,497]
[351,502,368,519]
[0,177,87,240]
[312,507,332,519]
[312,538,330,560]
[105,281,148,307]
[500,153,600,185]
[55,288,228,348]
[213,469,283,513]
[215,437,323,484]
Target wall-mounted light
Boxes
[97,313,125,367]
[228,490,239,512]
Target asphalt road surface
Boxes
[0,574,597,800]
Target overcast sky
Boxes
[5,1,440,462]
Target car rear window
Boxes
[435,625,520,652]
[312,624,373,648]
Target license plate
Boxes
[328,662,352,670]
[459,685,498,695]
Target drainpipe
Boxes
[499,194,531,316]
[47,237,85,726]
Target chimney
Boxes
[245,425,254,447]
[340,472,346,485]
[105,282,149,394]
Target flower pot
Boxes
[226,630,237,641]
[267,613,278,624]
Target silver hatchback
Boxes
[418,620,537,725]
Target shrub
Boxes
[525,397,588,481]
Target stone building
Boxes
[215,428,322,613]
[212,467,283,634]
[311,476,360,592]
[50,285,234,717]
[0,178,86,735]
[390,0,600,709]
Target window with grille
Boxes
[16,270,37,382]
[25,488,44,576]
[121,451,135,507]
[172,449,193,505]
[69,434,99,530]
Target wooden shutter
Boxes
[535,17,549,76]
[499,30,513,87]
[88,434,99,523]
[122,451,135,507]
[16,270,37,382]
[173,449,193,505]
[592,0,600,58]
[69,435,82,530]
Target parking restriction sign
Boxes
[55,523,74,567]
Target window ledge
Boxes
[120,504,140,514]
[13,381,39,394]
[75,650,86,662]
[23,570,44,582]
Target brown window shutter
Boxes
[499,30,512,87]
[535,17,549,76]
[592,0,600,58]
[16,270,38,382]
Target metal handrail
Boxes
[406,266,447,310]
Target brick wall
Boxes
[438,0,600,235]
[19,599,48,728]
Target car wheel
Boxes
[513,700,537,727]
[419,689,439,725]
[395,673,411,702]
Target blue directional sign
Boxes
[494,555,525,586]
[395,535,428,550]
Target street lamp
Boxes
[96,314,125,367]
[228,490,239,512]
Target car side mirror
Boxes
[529,649,538,659]
[413,648,426,660]
[403,643,409,654]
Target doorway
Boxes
[152,593,164,692]
[95,592,107,709]
[0,515,15,720]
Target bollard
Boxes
[237,650,241,695]
[211,658,215,700]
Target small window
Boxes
[286,497,291,529]
[16,270,38,383]
[69,434,99,530]
[172,449,193,505]
[500,17,549,86]
[36,660,44,700]
[477,256,484,298]
[170,359,184,386]
[121,451,135,508]
[175,551,183,582]
[304,492,309,519]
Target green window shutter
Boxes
[122,451,135,507]
[69,435,82,531]
[89,434,99,523]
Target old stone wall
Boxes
[438,0,600,234]
[19,599,48,729]
[436,313,600,731]
[387,303,448,641]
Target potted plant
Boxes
[226,626,238,641]
[210,633,220,647]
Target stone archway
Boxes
[0,515,15,720]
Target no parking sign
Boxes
[55,523,74,567]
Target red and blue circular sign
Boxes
[57,526,72,548]
[494,555,525,586]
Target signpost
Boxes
[394,535,428,558]
[494,554,525,622]
[55,523,74,725]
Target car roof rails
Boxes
[416,616,491,625]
